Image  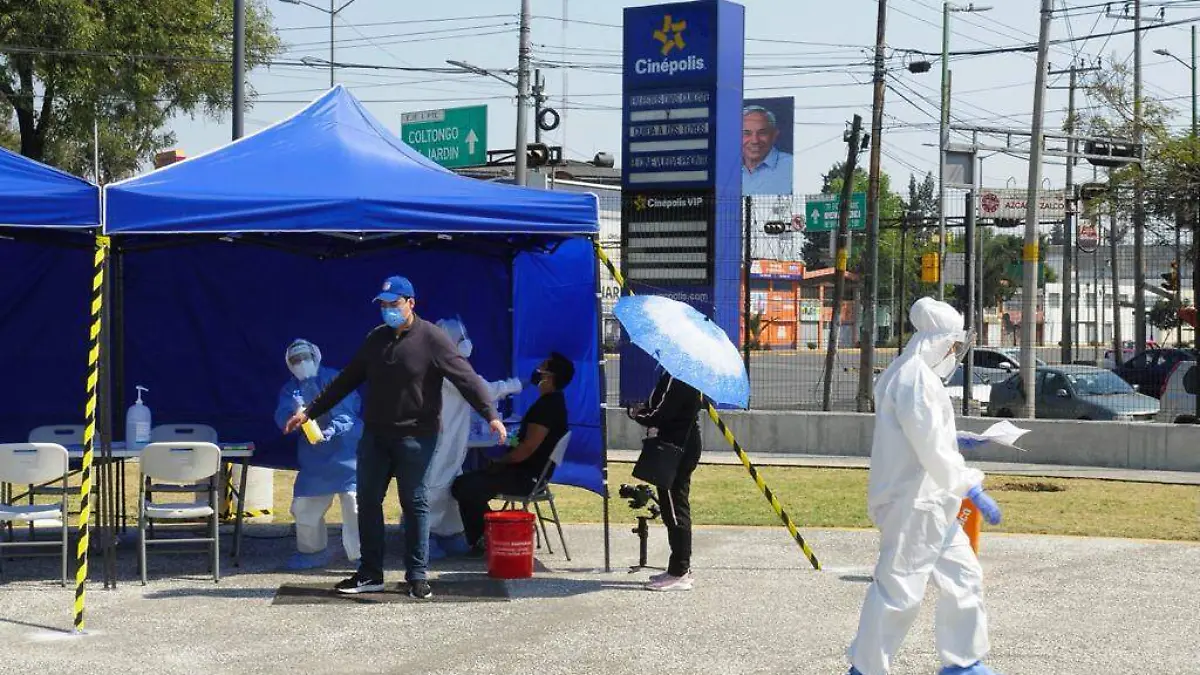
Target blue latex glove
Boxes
[966,485,1002,525]
[321,426,335,442]
[957,434,987,452]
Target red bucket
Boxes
[484,510,536,579]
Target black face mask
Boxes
[530,369,543,386]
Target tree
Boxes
[0,1,281,182]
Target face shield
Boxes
[935,329,975,382]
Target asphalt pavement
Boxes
[2,523,1197,674]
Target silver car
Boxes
[971,347,1046,384]
[988,365,1160,421]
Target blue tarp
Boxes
[105,86,598,236]
[86,87,605,494]
[0,145,99,227]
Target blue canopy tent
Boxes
[0,146,100,445]
[102,88,607,511]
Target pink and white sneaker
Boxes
[644,572,693,591]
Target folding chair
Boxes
[138,442,221,584]
[0,443,70,586]
[500,431,572,561]
[27,425,85,446]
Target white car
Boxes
[1157,360,1198,423]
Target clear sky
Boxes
[169,0,1200,196]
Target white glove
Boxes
[504,377,523,397]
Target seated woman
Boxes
[450,352,573,556]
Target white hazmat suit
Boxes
[427,318,521,554]
[847,297,999,675]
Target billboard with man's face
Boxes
[742,96,794,195]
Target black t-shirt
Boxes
[514,390,569,478]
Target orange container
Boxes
[957,498,982,554]
[484,511,536,579]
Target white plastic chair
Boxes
[0,443,70,585]
[137,442,221,585]
[150,424,219,444]
[499,431,573,560]
[27,425,85,446]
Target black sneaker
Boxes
[407,579,433,600]
[334,573,385,594]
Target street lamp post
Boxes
[939,2,992,300]
[281,0,360,88]
[1153,30,1196,347]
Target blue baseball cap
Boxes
[373,275,415,302]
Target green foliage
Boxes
[0,0,282,181]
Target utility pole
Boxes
[1020,0,1053,419]
[1049,61,1100,364]
[858,0,888,413]
[939,2,992,301]
[533,69,547,143]
[514,0,533,186]
[823,114,864,412]
[233,0,245,140]
[1133,0,1147,353]
[1110,186,1123,368]
[963,189,976,415]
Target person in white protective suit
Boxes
[846,297,1004,675]
[273,339,364,570]
[426,317,522,559]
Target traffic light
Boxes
[763,221,787,235]
[1161,261,1180,292]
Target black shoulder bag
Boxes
[631,421,696,488]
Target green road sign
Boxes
[400,105,487,168]
[803,193,867,233]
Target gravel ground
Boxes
[1,522,1197,674]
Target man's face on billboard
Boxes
[742,111,778,167]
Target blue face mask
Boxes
[382,306,406,329]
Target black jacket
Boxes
[306,316,498,437]
[631,373,704,446]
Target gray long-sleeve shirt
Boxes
[305,316,498,438]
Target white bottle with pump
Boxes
[293,391,325,445]
[126,385,152,451]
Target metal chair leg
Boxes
[533,501,553,555]
[61,500,68,587]
[547,494,570,561]
[211,482,220,584]
[138,481,148,586]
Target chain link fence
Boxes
[597,189,1197,418]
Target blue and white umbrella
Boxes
[613,295,750,408]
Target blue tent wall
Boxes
[0,240,91,437]
[118,240,515,470]
[513,237,602,493]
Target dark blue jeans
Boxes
[355,430,437,582]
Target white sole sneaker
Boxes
[335,580,385,594]
[644,575,694,592]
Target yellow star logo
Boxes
[653,14,687,56]
[634,195,648,211]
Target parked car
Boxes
[1102,340,1161,370]
[971,347,1046,383]
[1157,360,1199,424]
[945,365,992,416]
[1111,348,1197,399]
[988,364,1160,421]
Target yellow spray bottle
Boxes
[293,391,325,445]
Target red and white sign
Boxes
[1077,223,1100,253]
[977,188,1065,221]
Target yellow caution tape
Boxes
[594,242,820,569]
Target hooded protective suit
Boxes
[273,339,363,567]
[847,298,996,675]
[427,318,522,545]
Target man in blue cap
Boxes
[286,275,507,599]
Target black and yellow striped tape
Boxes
[75,235,108,632]
[593,242,820,570]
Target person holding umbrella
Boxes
[628,368,704,591]
[613,294,749,592]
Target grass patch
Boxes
[30,460,1195,543]
[263,463,1200,543]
